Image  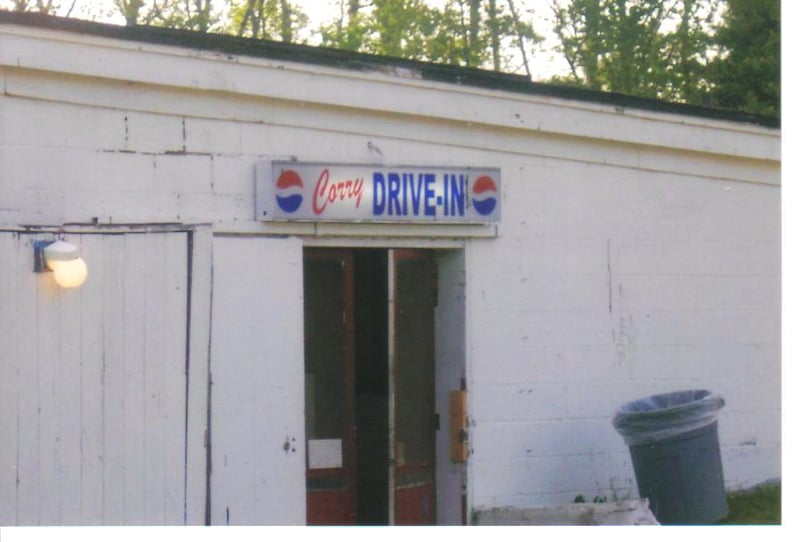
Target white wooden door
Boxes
[0,231,190,525]
[209,236,306,525]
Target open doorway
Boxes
[304,248,461,525]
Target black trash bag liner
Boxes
[612,389,725,446]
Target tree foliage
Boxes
[548,0,779,115]
[318,0,542,73]
[4,0,71,15]
[549,0,721,103]
[107,0,219,31]
[228,0,308,41]
[708,0,779,116]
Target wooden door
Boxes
[209,236,306,525]
[390,249,437,525]
[0,231,190,525]
[304,249,357,524]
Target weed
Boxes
[573,477,633,505]
[718,482,781,525]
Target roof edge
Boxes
[0,9,780,130]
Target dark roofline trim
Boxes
[1,10,779,129]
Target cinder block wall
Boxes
[1,18,780,517]
[467,149,780,507]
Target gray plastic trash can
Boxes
[612,390,727,524]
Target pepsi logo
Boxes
[472,175,498,216]
[275,169,304,213]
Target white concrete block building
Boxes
[0,11,780,526]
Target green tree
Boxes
[319,0,541,73]
[112,0,219,31]
[709,0,779,116]
[662,0,720,104]
[3,0,73,15]
[160,0,216,32]
[318,0,369,52]
[428,0,540,71]
[417,0,478,65]
[114,0,146,26]
[320,0,439,59]
[549,0,720,102]
[366,0,439,59]
[228,0,307,41]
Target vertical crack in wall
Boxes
[124,115,129,148]
[607,239,613,314]
[181,117,187,154]
[607,239,636,369]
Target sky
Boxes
[11,0,571,80]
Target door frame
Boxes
[301,244,468,525]
[387,248,397,523]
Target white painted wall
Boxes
[465,161,780,508]
[0,17,780,523]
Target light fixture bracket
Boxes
[33,240,55,273]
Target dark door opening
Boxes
[353,249,389,525]
[304,248,436,525]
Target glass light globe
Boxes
[50,257,88,288]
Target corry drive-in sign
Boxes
[256,162,501,223]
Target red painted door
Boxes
[304,249,357,524]
[391,249,437,525]
[304,248,437,525]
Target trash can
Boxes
[612,389,727,524]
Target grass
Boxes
[717,481,781,525]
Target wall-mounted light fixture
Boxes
[33,239,88,288]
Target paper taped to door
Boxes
[308,439,343,469]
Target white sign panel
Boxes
[256,162,501,223]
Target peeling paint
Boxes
[613,315,637,367]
